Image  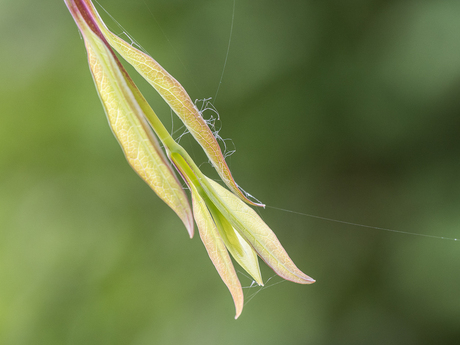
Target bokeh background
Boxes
[1,0,460,344]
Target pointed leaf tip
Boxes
[191,186,244,319]
[205,178,314,285]
[210,205,263,286]
[80,0,264,208]
[65,1,193,235]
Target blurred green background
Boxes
[1,0,460,344]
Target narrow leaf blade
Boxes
[81,0,264,208]
[192,188,244,319]
[206,178,315,284]
[212,208,263,286]
[65,1,194,236]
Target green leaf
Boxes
[64,0,194,236]
[191,185,244,319]
[211,206,264,286]
[80,0,264,208]
[206,178,315,285]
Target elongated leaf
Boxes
[211,207,263,286]
[65,0,194,236]
[191,186,244,319]
[206,178,315,284]
[80,0,264,208]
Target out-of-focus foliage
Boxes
[1,0,459,344]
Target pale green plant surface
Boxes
[206,178,312,285]
[64,0,314,318]
[82,15,194,236]
[190,177,245,317]
[82,0,263,207]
